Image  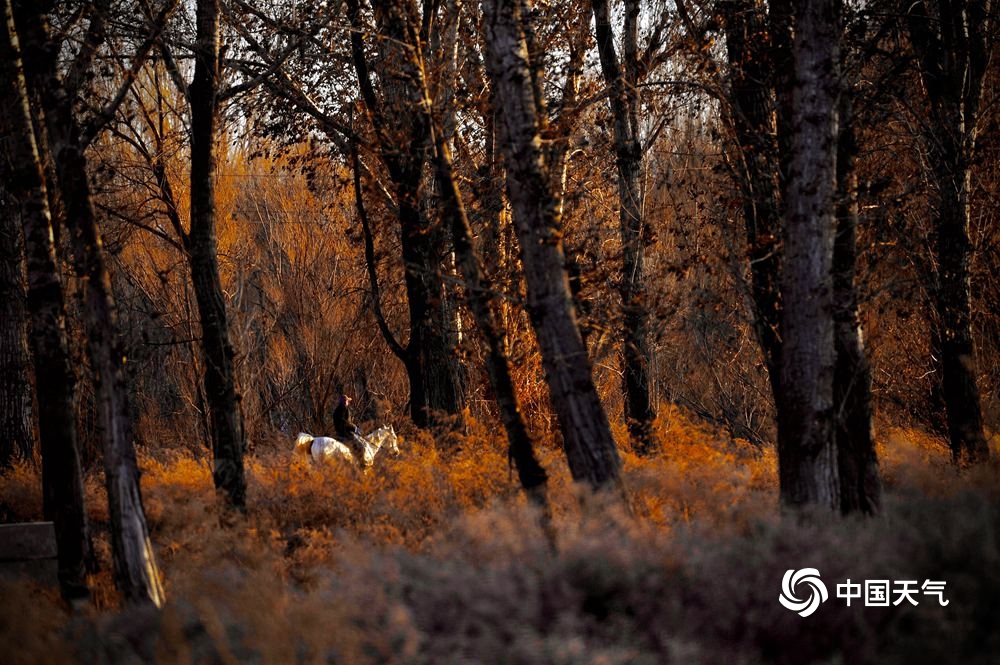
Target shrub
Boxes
[1,417,997,664]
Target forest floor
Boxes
[1,407,998,664]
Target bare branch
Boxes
[352,141,408,361]
[80,0,180,148]
[137,0,188,100]
[65,0,107,104]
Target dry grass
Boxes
[1,413,998,664]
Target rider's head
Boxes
[340,394,352,406]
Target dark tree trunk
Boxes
[723,0,881,513]
[13,1,166,606]
[905,0,990,465]
[0,0,90,602]
[834,99,881,515]
[355,108,550,505]
[0,182,33,467]
[483,0,622,491]
[49,137,166,607]
[441,196,551,503]
[721,0,783,388]
[591,0,656,454]
[774,0,842,510]
[934,174,989,465]
[347,0,465,429]
[421,88,550,505]
[401,196,465,427]
[190,0,247,505]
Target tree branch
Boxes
[65,0,107,105]
[80,0,179,148]
[352,141,407,361]
[137,0,188,100]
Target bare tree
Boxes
[591,0,657,454]
[345,0,466,429]
[482,0,622,491]
[715,0,883,511]
[0,180,33,468]
[222,0,467,431]
[12,0,166,605]
[719,0,783,389]
[833,71,880,515]
[773,0,843,509]
[188,0,248,506]
[904,0,992,465]
[0,0,91,602]
[345,2,550,504]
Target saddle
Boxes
[335,432,365,457]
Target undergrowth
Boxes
[1,409,997,664]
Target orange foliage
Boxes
[0,461,43,523]
[2,413,998,664]
[611,406,774,531]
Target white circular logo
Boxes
[779,568,828,617]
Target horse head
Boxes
[383,424,400,456]
[294,432,314,456]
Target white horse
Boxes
[294,425,399,468]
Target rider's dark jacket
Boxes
[333,401,356,439]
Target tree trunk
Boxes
[0,0,90,602]
[402,198,466,427]
[721,0,783,388]
[0,181,33,467]
[13,0,166,606]
[591,0,656,454]
[440,186,551,504]
[51,136,167,608]
[483,0,622,491]
[348,0,465,429]
[834,98,881,515]
[905,0,990,465]
[934,171,989,465]
[774,0,842,510]
[724,0,880,513]
[190,0,247,506]
[417,73,550,505]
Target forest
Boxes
[0,0,998,663]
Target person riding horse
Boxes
[333,394,366,457]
